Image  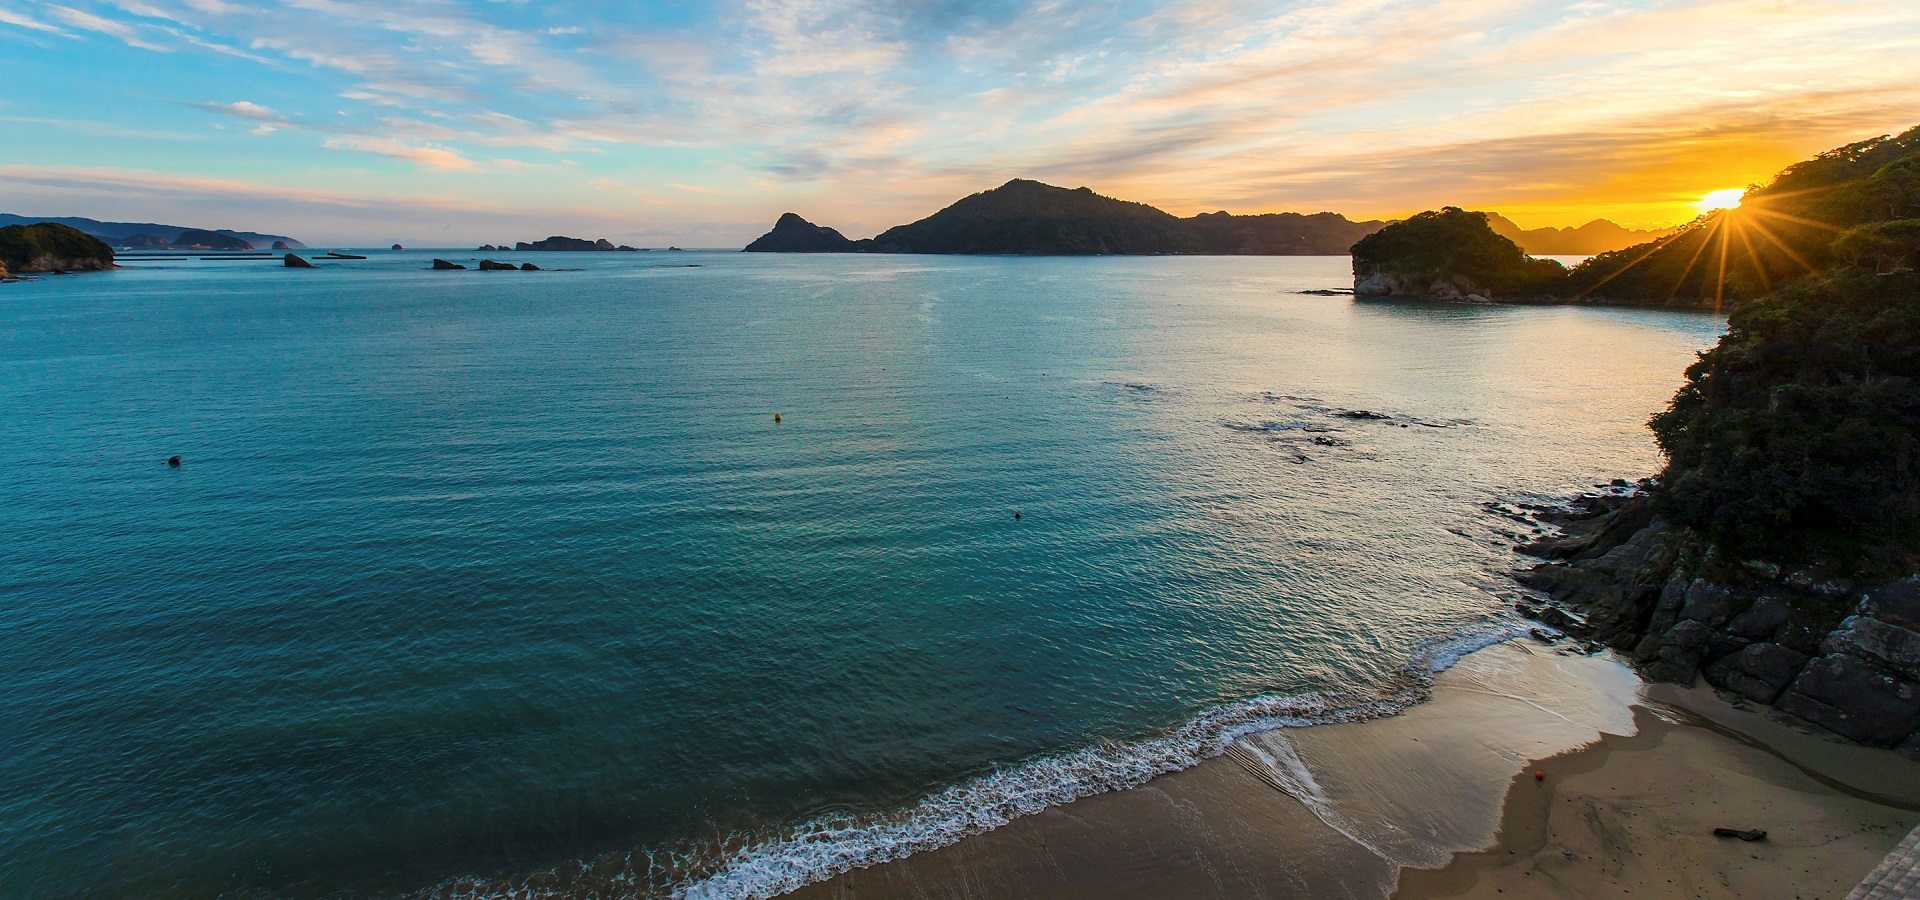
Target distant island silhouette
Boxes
[0,214,302,251]
[744,179,1666,256]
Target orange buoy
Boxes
[774,412,782,423]
[1534,770,1545,781]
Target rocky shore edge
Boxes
[1511,486,1920,757]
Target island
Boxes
[514,236,641,251]
[0,222,116,277]
[1350,207,1566,301]
[173,229,253,251]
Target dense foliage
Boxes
[1349,207,1567,297]
[0,222,114,272]
[1567,126,1920,309]
[1650,265,1920,574]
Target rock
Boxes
[478,244,497,251]
[1726,596,1793,640]
[392,243,405,250]
[1777,653,1920,746]
[432,259,466,270]
[1703,642,1809,704]
[1645,576,1690,636]
[283,253,313,268]
[1678,580,1736,627]
[272,241,291,251]
[1822,614,1920,676]
[515,236,606,251]
[478,259,518,271]
[167,455,181,467]
[1862,579,1920,632]
[519,263,539,271]
[1639,619,1714,683]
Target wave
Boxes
[669,620,1531,900]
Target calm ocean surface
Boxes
[0,252,1723,898]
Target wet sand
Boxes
[785,640,1920,899]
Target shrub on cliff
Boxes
[1650,268,1920,573]
[0,222,115,273]
[1349,207,1567,299]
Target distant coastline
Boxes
[742,179,1667,257]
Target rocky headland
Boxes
[1360,123,1920,310]
[0,222,115,276]
[742,213,864,252]
[0,214,302,251]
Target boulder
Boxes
[1822,615,1920,676]
[432,259,466,270]
[392,243,405,250]
[1703,642,1809,704]
[1678,580,1736,627]
[1638,619,1715,683]
[1863,579,1920,632]
[478,259,518,271]
[283,253,314,268]
[1726,596,1793,640]
[1777,654,1920,746]
[519,263,540,271]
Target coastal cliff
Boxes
[0,222,115,274]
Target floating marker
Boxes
[774,412,782,423]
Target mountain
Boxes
[744,179,1389,255]
[173,229,253,251]
[0,214,303,250]
[742,213,864,252]
[1483,213,1673,256]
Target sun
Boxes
[1694,188,1746,214]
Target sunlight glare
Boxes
[1695,188,1745,213]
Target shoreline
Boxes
[780,639,1920,899]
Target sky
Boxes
[1,0,1917,247]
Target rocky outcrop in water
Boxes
[283,253,313,268]
[432,259,466,270]
[1350,208,1568,301]
[514,236,639,252]
[0,222,115,274]
[478,259,518,271]
[1516,493,1920,756]
[744,213,865,252]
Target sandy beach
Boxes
[785,639,1920,899]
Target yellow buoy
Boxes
[774,412,782,423]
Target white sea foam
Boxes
[668,620,1530,900]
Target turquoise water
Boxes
[0,252,1722,898]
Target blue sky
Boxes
[2,0,1918,246]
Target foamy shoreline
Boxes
[778,640,1920,900]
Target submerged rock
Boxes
[477,259,518,271]
[432,259,466,270]
[283,253,314,268]
[519,263,540,271]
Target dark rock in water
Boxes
[283,253,314,268]
[744,213,863,253]
[1350,207,1566,301]
[174,228,253,251]
[478,244,497,251]
[0,222,115,273]
[432,259,466,270]
[515,235,609,251]
[391,243,405,250]
[519,263,539,271]
[167,455,182,467]
[616,245,639,251]
[478,259,518,271]
[272,240,291,251]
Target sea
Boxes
[0,251,1724,898]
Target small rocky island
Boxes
[514,236,641,251]
[1350,207,1567,301]
[173,229,253,251]
[0,222,115,279]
